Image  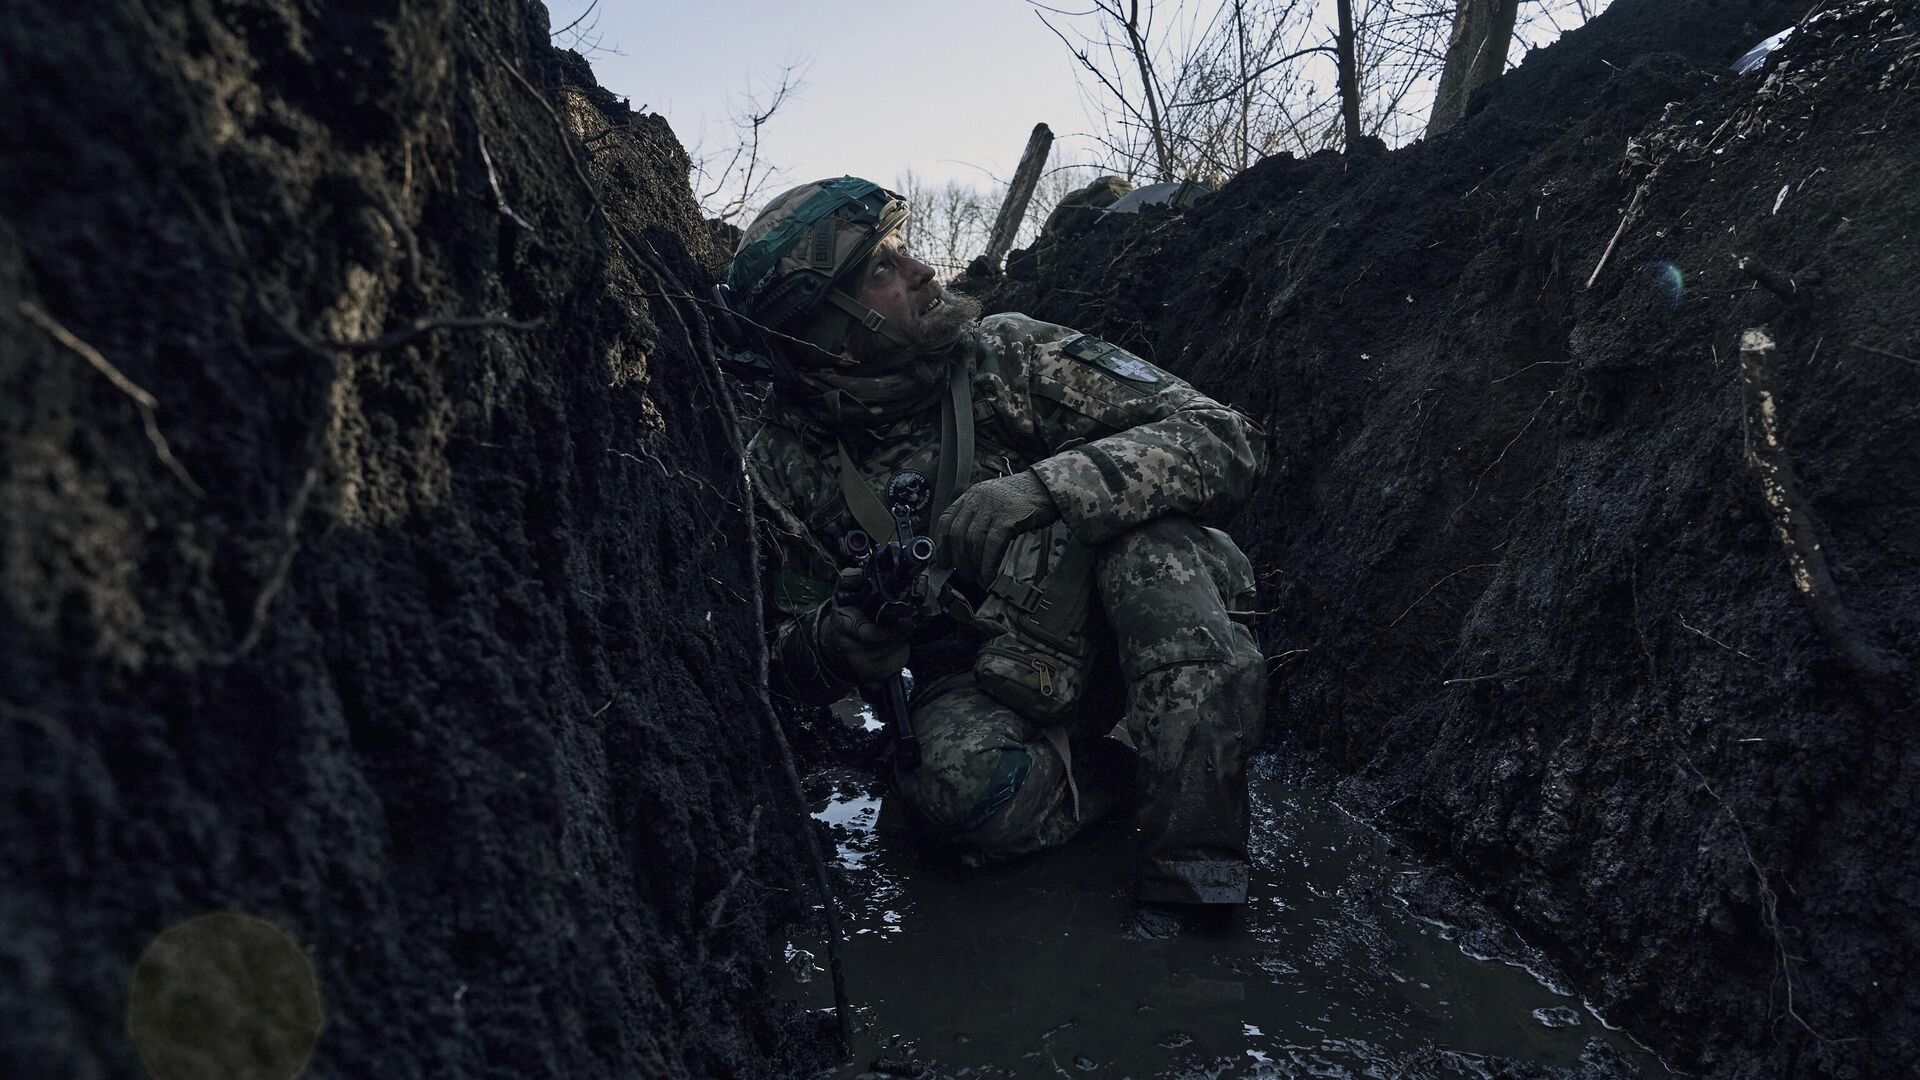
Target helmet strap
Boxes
[824,287,916,350]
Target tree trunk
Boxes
[1425,0,1522,139]
[982,123,1054,273]
[1334,0,1363,152]
[1123,0,1174,181]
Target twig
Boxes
[1678,758,1826,1042]
[1630,558,1657,676]
[19,301,206,497]
[1447,391,1555,529]
[1388,563,1498,628]
[1585,184,1646,289]
[1847,340,1920,369]
[222,458,321,660]
[470,28,604,230]
[470,30,852,1053]
[1489,360,1571,385]
[699,804,764,961]
[549,0,601,40]
[477,127,535,231]
[1265,648,1310,670]
[1442,666,1536,686]
[1676,614,1759,664]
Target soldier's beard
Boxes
[844,283,982,370]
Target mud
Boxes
[6,0,1916,1077]
[972,1,1920,1075]
[2,2,823,1076]
[783,755,1649,1079]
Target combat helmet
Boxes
[717,176,914,367]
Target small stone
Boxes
[1074,1055,1098,1070]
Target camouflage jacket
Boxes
[746,312,1263,705]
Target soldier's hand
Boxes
[936,470,1060,584]
[816,594,913,685]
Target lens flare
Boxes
[1645,260,1685,304]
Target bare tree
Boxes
[1335,0,1364,148]
[690,62,808,224]
[1425,0,1523,137]
[894,172,996,278]
[1035,0,1609,179]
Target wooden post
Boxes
[981,123,1054,274]
[1334,0,1363,151]
[1425,0,1521,139]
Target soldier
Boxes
[720,177,1266,936]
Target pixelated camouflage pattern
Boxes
[745,313,1265,899]
[893,517,1264,902]
[748,312,1263,702]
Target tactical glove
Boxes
[936,469,1060,585]
[816,577,913,685]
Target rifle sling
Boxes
[834,436,897,542]
[835,358,977,606]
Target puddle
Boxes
[779,759,1651,1078]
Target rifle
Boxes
[836,475,935,771]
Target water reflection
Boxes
[780,760,1650,1078]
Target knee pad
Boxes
[898,742,1033,843]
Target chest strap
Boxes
[835,357,977,612]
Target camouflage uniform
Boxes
[748,312,1266,904]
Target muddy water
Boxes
[779,751,1653,1079]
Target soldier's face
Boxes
[842,233,974,366]
[853,233,939,331]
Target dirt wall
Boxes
[1,2,819,1076]
[978,1,1918,1075]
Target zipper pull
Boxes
[1034,659,1055,697]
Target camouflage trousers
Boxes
[891,516,1265,904]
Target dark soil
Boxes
[2,2,827,1077]
[7,1,1916,1078]
[974,1,1919,1076]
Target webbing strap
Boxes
[922,358,976,605]
[835,437,898,542]
[930,357,975,521]
[826,288,914,348]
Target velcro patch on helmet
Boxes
[1061,334,1165,384]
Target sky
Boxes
[542,1,1613,226]
[545,1,1097,201]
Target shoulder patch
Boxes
[1061,335,1164,384]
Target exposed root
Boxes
[1847,339,1920,370]
[474,26,855,1055]
[19,301,206,498]
[1447,390,1555,530]
[1388,562,1498,628]
[1442,666,1536,686]
[476,125,534,231]
[1739,327,1904,692]
[698,804,763,964]
[1676,614,1760,664]
[1678,757,1828,1045]
[221,458,321,661]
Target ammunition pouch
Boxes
[970,521,1100,723]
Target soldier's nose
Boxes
[904,254,935,287]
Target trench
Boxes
[780,714,1651,1079]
